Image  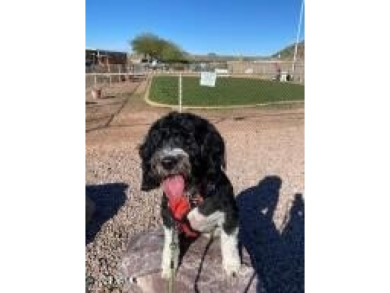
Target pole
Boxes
[178,74,182,113]
[107,58,112,86]
[292,0,304,75]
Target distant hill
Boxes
[187,41,305,62]
[188,54,266,62]
[272,41,304,60]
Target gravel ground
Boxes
[86,80,304,292]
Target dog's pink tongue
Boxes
[162,175,185,198]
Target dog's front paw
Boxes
[223,256,241,278]
[161,239,179,280]
[161,267,172,280]
[161,257,178,280]
[161,259,177,280]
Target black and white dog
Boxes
[139,111,240,279]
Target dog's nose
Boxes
[161,156,177,170]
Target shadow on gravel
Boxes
[237,176,304,293]
[86,183,128,244]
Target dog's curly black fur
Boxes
[139,112,226,190]
[139,111,241,278]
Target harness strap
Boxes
[169,193,204,238]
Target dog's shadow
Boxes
[237,176,304,293]
[86,183,128,245]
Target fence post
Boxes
[178,73,182,113]
[94,74,97,87]
[292,0,304,76]
[108,64,112,86]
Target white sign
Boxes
[280,71,288,82]
[200,72,217,87]
[215,68,229,76]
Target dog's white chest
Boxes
[187,208,225,232]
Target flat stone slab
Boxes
[120,228,259,293]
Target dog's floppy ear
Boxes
[200,127,226,176]
[140,163,159,191]
[139,134,160,191]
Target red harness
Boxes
[167,193,204,238]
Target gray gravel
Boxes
[85,84,304,292]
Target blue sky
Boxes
[86,0,304,56]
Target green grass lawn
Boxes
[149,76,304,106]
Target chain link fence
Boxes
[86,64,149,91]
[86,60,304,105]
[146,62,304,111]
